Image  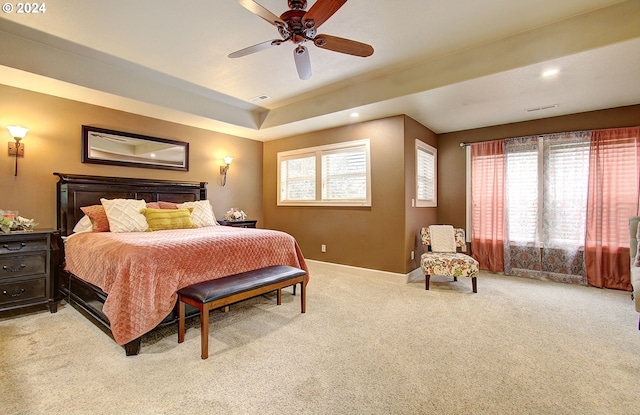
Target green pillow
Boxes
[141,208,196,231]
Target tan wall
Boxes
[263,116,407,273]
[0,85,263,229]
[404,116,438,272]
[437,104,640,228]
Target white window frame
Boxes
[277,139,372,207]
[415,139,437,207]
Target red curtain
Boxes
[470,140,504,272]
[585,127,640,290]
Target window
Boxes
[504,135,590,247]
[278,139,371,206]
[415,140,437,207]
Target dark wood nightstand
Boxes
[217,220,257,228]
[0,230,60,313]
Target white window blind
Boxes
[415,140,437,207]
[322,147,367,201]
[278,139,371,206]
[280,154,316,201]
[543,139,590,248]
[505,145,539,245]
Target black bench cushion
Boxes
[177,265,306,303]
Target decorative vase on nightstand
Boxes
[223,208,247,221]
[0,210,38,233]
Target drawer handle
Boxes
[2,242,26,251]
[2,288,26,298]
[2,264,26,272]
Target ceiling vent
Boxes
[525,104,559,113]
[250,94,270,103]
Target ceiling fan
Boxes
[228,0,374,80]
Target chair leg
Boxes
[425,275,430,290]
[472,276,477,293]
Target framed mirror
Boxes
[81,126,189,171]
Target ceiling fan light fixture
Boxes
[231,0,373,80]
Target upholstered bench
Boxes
[177,265,307,359]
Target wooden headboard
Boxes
[55,173,207,236]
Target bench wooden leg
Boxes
[178,298,185,344]
[472,276,477,293]
[301,281,306,313]
[201,305,209,359]
[425,275,431,290]
[277,288,282,305]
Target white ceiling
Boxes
[1,0,639,141]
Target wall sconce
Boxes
[7,126,28,176]
[220,156,233,186]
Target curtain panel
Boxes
[585,127,640,290]
[470,141,504,272]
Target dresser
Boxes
[217,219,257,228]
[0,230,59,313]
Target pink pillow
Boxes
[158,201,178,209]
[146,202,161,209]
[80,205,110,232]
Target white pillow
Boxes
[429,225,457,253]
[177,200,217,227]
[100,198,148,232]
[72,215,93,234]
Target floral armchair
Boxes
[420,226,479,293]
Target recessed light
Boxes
[542,68,559,78]
[350,112,359,118]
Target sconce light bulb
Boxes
[223,156,233,165]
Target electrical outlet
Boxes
[411,251,415,260]
[321,244,326,253]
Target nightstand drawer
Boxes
[0,277,46,306]
[0,253,47,278]
[0,237,47,255]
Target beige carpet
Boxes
[1,262,639,415]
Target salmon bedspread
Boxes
[64,226,308,345]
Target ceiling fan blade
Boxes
[314,34,374,57]
[302,0,347,30]
[236,0,286,26]
[228,39,282,58]
[293,45,312,80]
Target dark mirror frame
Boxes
[81,126,189,171]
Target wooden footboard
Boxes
[58,264,201,355]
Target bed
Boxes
[54,173,308,355]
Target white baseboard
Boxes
[305,259,424,284]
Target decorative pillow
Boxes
[177,200,217,227]
[100,198,148,233]
[158,201,178,209]
[429,225,457,253]
[72,215,93,233]
[635,223,640,267]
[146,202,161,209]
[141,208,197,231]
[80,205,110,232]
